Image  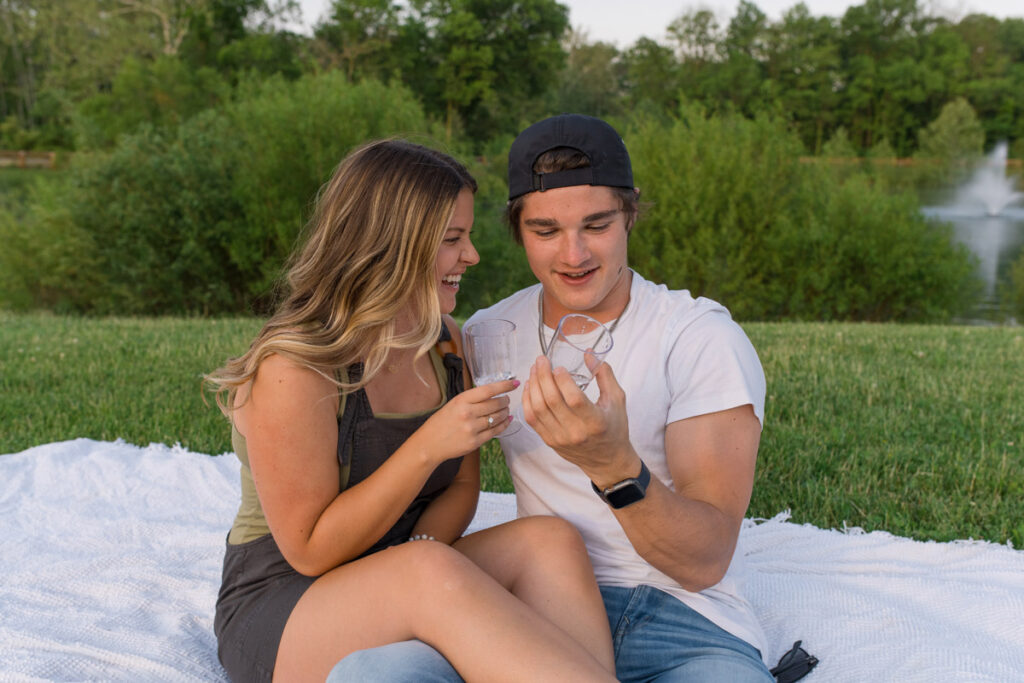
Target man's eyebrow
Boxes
[523,208,620,228]
[582,209,620,222]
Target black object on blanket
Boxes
[771,640,819,682]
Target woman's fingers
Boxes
[466,377,518,399]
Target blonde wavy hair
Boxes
[206,139,477,412]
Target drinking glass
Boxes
[463,319,521,435]
[545,314,614,390]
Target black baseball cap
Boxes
[507,114,634,200]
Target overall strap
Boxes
[436,320,465,397]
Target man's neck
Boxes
[540,268,633,328]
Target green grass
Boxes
[0,312,261,455]
[745,322,1023,547]
[2,312,1021,547]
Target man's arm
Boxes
[606,404,760,591]
[522,358,760,592]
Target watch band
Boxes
[591,461,651,509]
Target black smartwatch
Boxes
[591,461,651,509]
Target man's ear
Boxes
[625,210,638,235]
[625,187,641,235]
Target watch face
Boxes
[606,482,645,509]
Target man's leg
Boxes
[325,640,462,683]
[601,585,774,683]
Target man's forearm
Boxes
[608,474,743,592]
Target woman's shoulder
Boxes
[255,352,336,392]
[235,353,338,430]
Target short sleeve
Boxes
[664,309,766,426]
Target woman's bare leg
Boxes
[273,539,615,682]
[454,516,615,672]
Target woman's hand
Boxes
[412,378,518,464]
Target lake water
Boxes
[920,152,1024,325]
[922,204,1024,324]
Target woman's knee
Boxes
[393,540,481,593]
[509,516,590,566]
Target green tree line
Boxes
[2,0,1023,156]
[0,0,1021,320]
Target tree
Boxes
[312,0,568,141]
[114,0,210,56]
[834,0,969,155]
[712,1,772,116]
[954,15,1024,145]
[916,97,984,161]
[449,0,569,139]
[435,7,494,138]
[667,8,722,63]
[73,55,230,149]
[620,37,678,112]
[550,31,624,118]
[313,0,400,78]
[764,4,840,153]
[0,0,298,150]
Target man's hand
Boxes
[521,355,640,486]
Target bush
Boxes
[74,56,231,150]
[626,105,979,321]
[30,73,435,314]
[627,105,807,319]
[913,98,986,188]
[65,114,244,314]
[223,72,437,304]
[0,173,104,312]
[780,174,980,321]
[4,92,986,322]
[916,98,985,163]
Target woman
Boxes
[205,140,616,682]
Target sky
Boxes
[292,0,1024,47]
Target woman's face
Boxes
[435,188,479,315]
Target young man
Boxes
[328,114,773,682]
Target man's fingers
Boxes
[524,359,565,435]
[593,359,623,405]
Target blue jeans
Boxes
[326,585,773,682]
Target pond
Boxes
[921,143,1024,325]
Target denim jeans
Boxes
[601,584,772,682]
[326,584,773,682]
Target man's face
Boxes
[519,184,632,325]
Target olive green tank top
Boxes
[227,347,450,545]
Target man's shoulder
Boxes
[629,272,732,331]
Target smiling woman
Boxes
[200,139,617,683]
[435,189,479,315]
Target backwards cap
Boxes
[507,114,633,201]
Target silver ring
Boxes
[487,415,495,426]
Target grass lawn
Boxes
[1,311,1021,547]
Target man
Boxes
[329,114,773,681]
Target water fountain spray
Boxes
[953,142,1023,217]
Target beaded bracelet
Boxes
[408,534,436,542]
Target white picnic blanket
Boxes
[1,438,1023,682]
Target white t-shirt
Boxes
[466,271,768,656]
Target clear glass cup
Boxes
[463,319,522,435]
[545,314,614,390]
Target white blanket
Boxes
[2,439,1023,682]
